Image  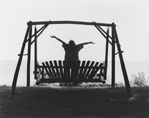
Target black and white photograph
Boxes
[0,0,149,118]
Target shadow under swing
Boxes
[10,20,132,99]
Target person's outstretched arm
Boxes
[79,41,95,46]
[51,35,66,44]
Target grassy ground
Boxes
[0,85,149,118]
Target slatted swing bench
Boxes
[35,60,106,85]
[10,21,132,99]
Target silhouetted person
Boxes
[51,35,95,86]
[51,35,95,61]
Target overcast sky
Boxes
[0,0,149,61]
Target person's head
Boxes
[68,40,76,51]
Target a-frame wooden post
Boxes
[27,23,32,87]
[104,28,109,80]
[111,23,115,87]
[34,27,37,79]
[10,24,31,99]
[112,23,132,96]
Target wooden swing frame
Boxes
[10,20,132,99]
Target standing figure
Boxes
[51,35,95,61]
[51,35,95,86]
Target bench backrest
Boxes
[36,60,104,83]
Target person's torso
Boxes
[63,44,83,61]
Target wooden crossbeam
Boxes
[115,51,124,55]
[40,79,104,83]
[27,20,113,27]
[18,54,28,56]
[37,65,105,69]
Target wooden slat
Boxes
[63,61,67,80]
[84,61,95,79]
[41,67,44,79]
[78,61,86,80]
[58,60,64,79]
[72,61,80,80]
[42,62,51,79]
[54,60,61,79]
[49,61,57,79]
[88,62,99,80]
[91,63,103,79]
[98,65,105,80]
[81,61,91,80]
[37,65,104,69]
[45,62,55,79]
